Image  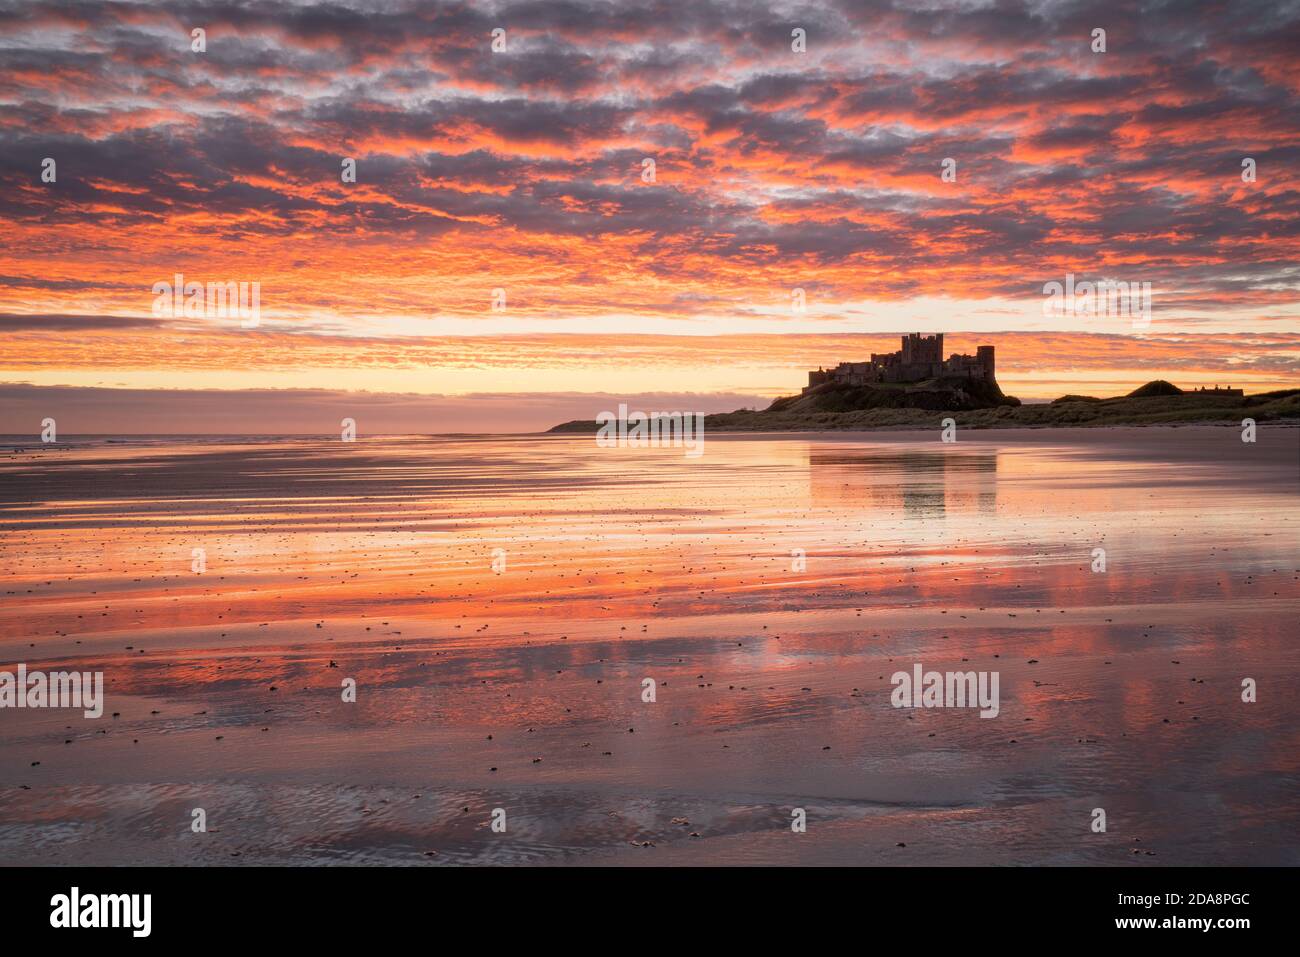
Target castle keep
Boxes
[804,334,995,393]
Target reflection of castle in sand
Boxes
[808,448,998,518]
[804,333,995,393]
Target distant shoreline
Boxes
[559,419,1300,435]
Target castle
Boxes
[804,334,995,393]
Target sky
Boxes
[1,0,1297,433]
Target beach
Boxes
[1,427,1297,865]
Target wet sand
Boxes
[1,427,1297,865]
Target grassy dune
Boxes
[549,386,1300,433]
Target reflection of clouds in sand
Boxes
[0,429,1297,864]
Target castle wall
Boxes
[805,336,995,391]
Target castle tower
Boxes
[977,345,994,380]
[900,332,943,365]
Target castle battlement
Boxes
[805,334,995,392]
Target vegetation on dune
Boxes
[693,385,1300,431]
[547,383,1300,433]
[1126,379,1183,398]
